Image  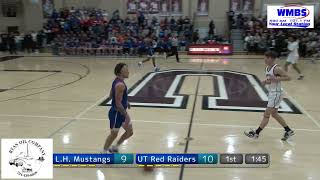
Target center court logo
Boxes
[1,139,53,179]
[267,5,314,28]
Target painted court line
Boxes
[0,114,319,132]
[47,93,110,137]
[46,72,141,137]
[284,91,320,129]
[0,114,71,119]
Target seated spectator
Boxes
[122,39,131,55]
[253,33,261,52]
[170,16,176,31]
[245,33,255,54]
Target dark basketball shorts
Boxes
[108,109,125,129]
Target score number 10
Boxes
[198,154,218,164]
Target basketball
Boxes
[143,165,154,172]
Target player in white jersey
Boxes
[245,51,295,141]
[285,36,304,80]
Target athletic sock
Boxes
[255,127,263,135]
[284,126,291,132]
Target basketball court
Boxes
[0,55,320,180]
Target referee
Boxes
[166,35,180,62]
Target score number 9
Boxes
[120,155,127,163]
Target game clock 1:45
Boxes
[245,154,269,164]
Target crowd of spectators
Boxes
[0,7,229,56]
[46,7,195,56]
[0,8,196,56]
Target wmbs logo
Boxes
[267,5,314,28]
[277,5,309,19]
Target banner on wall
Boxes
[128,0,151,14]
[197,0,208,15]
[160,0,170,14]
[242,0,254,12]
[127,0,181,15]
[150,0,160,13]
[230,0,254,14]
[171,0,182,14]
[138,0,149,13]
[42,0,54,18]
[127,0,138,14]
[231,0,241,12]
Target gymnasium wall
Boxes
[0,0,45,33]
[22,0,45,32]
[192,0,230,36]
[0,16,21,33]
[0,1,21,32]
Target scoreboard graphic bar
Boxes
[53,153,269,168]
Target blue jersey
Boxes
[147,47,155,56]
[110,78,128,112]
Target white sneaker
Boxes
[297,75,304,80]
[281,130,295,141]
[109,145,119,153]
[154,67,160,72]
[138,62,143,68]
[244,129,259,139]
[100,148,110,154]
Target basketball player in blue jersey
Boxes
[244,51,295,141]
[103,63,133,153]
[138,40,160,72]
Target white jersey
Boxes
[265,64,283,108]
[288,41,299,57]
[286,41,299,64]
[265,64,282,93]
